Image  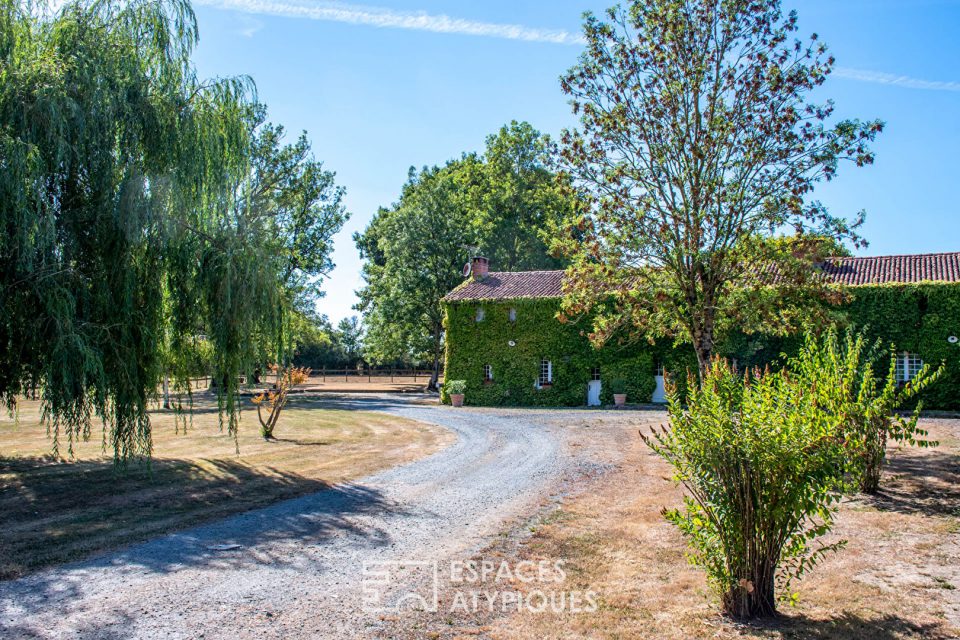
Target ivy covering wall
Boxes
[844,284,960,409]
[443,299,654,406]
[443,283,960,409]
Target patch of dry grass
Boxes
[0,396,452,580]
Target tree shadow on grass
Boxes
[860,449,960,517]
[736,611,954,639]
[267,437,332,447]
[0,454,404,609]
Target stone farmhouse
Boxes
[441,253,960,409]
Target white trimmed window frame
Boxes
[895,352,923,384]
[538,359,553,387]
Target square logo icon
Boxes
[361,560,439,613]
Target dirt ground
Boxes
[381,412,960,640]
[0,395,452,579]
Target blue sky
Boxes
[189,0,960,323]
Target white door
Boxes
[587,380,602,406]
[652,375,666,403]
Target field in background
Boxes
[0,396,452,579]
[165,370,444,394]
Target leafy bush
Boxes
[609,378,627,395]
[445,380,467,395]
[642,358,849,618]
[251,366,311,440]
[791,328,942,493]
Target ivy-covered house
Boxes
[441,253,960,408]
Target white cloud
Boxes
[192,1,960,94]
[194,0,586,45]
[834,66,960,92]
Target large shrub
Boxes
[790,328,942,493]
[642,359,849,618]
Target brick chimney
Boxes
[471,256,489,279]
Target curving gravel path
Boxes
[0,395,585,639]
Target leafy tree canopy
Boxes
[0,0,346,461]
[355,122,578,388]
[556,0,882,378]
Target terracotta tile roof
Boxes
[443,252,960,302]
[443,270,565,301]
[819,252,960,285]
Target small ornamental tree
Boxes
[790,329,942,494]
[642,358,849,618]
[557,0,883,380]
[251,366,310,440]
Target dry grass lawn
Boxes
[0,395,452,580]
[385,413,960,640]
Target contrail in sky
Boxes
[195,0,587,45]
[833,66,960,92]
[196,0,959,92]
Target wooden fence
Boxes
[312,368,442,384]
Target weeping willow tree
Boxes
[0,0,337,462]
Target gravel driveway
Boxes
[0,395,586,639]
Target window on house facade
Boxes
[895,352,923,384]
[483,364,493,382]
[475,307,485,322]
[508,307,517,322]
[591,367,601,381]
[655,362,665,377]
[539,359,553,386]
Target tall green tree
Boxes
[292,313,366,370]
[475,121,572,271]
[335,316,365,367]
[356,165,473,390]
[556,0,882,379]
[242,108,348,317]
[0,0,344,461]
[355,122,577,388]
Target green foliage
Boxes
[609,378,627,395]
[473,121,576,271]
[642,358,849,619]
[291,313,365,370]
[0,0,345,461]
[557,0,881,378]
[355,164,474,388]
[445,380,467,395]
[791,328,942,493]
[356,122,578,388]
[842,284,960,409]
[443,282,960,411]
[442,300,655,406]
[241,106,348,315]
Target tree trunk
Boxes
[692,324,715,383]
[860,418,887,494]
[722,570,777,619]
[427,356,440,392]
[162,374,171,410]
[258,404,275,440]
[427,324,442,392]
